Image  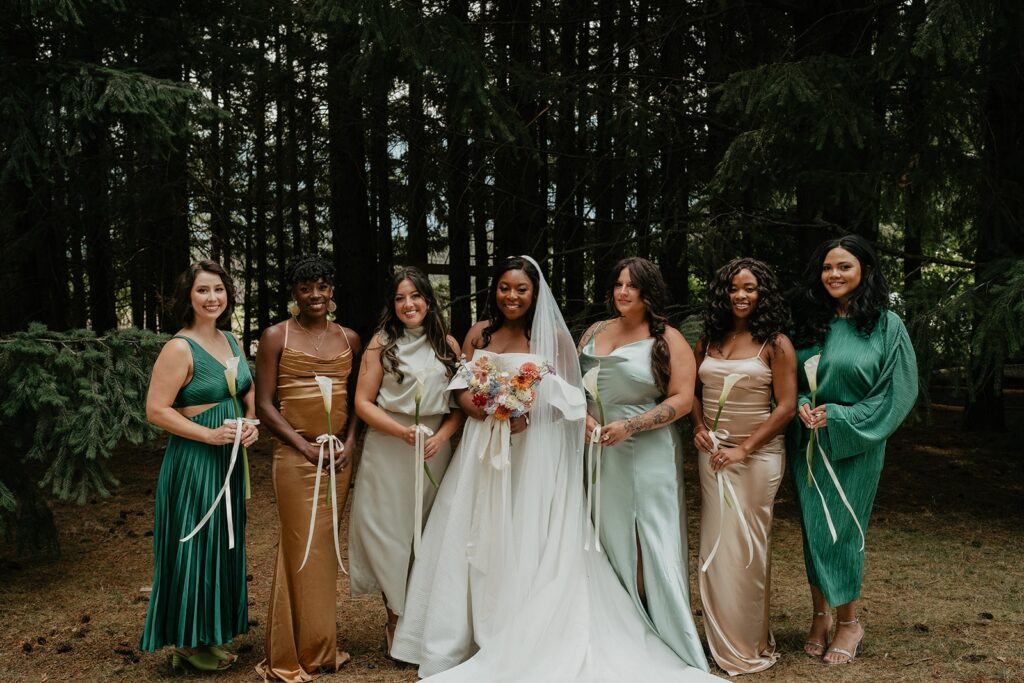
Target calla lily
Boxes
[412,368,439,489]
[582,365,606,424]
[804,354,821,401]
[223,355,251,499]
[314,374,333,414]
[414,369,428,407]
[712,373,748,431]
[224,356,240,397]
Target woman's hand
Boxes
[584,414,601,442]
[597,420,631,447]
[423,434,445,460]
[240,422,259,448]
[206,423,241,446]
[710,445,747,472]
[693,428,715,454]
[398,423,419,446]
[509,414,528,435]
[799,403,827,429]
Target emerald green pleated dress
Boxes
[786,311,917,606]
[140,333,251,651]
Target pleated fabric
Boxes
[786,311,917,606]
[696,352,783,675]
[578,338,710,672]
[256,344,352,682]
[140,333,251,652]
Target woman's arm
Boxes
[455,321,489,420]
[690,338,717,454]
[355,333,419,445]
[423,335,467,459]
[146,339,239,446]
[255,324,322,464]
[341,327,363,463]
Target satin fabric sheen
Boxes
[140,332,250,652]
[697,351,783,675]
[349,326,454,614]
[579,337,709,671]
[256,343,352,682]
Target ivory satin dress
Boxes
[256,323,353,682]
[578,337,710,672]
[697,345,783,675]
[348,326,454,614]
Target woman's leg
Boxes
[824,599,863,664]
[803,585,832,657]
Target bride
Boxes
[391,256,719,681]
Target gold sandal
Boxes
[824,617,863,664]
[803,611,831,658]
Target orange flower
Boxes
[493,405,511,421]
[519,362,540,380]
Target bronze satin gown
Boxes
[697,344,783,675]
[256,324,353,681]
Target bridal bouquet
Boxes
[459,355,554,420]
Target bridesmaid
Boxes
[254,255,362,681]
[577,257,709,672]
[690,257,796,675]
[350,267,463,652]
[141,260,258,671]
[789,235,917,664]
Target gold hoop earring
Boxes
[288,301,300,316]
[328,300,337,313]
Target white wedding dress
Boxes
[391,258,719,682]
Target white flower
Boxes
[582,365,601,402]
[414,369,428,404]
[804,354,821,400]
[314,374,333,413]
[718,373,749,408]
[224,356,240,397]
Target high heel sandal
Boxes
[171,648,233,672]
[824,617,863,664]
[803,611,831,658]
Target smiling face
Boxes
[612,267,647,318]
[820,247,863,304]
[393,278,428,328]
[190,271,228,323]
[293,278,334,319]
[495,269,535,322]
[728,268,760,320]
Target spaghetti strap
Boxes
[755,337,770,359]
[284,320,290,348]
[339,323,353,353]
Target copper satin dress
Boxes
[256,323,353,681]
[696,345,783,675]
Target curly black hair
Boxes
[170,260,237,329]
[793,234,889,347]
[606,257,673,396]
[287,254,335,285]
[477,256,540,349]
[702,257,792,349]
[374,267,458,383]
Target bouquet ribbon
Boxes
[181,417,259,549]
[299,433,346,573]
[467,416,512,576]
[413,424,436,556]
[701,429,755,573]
[584,425,603,552]
[807,426,865,552]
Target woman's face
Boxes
[393,278,428,328]
[820,247,863,304]
[191,271,228,323]
[495,269,535,322]
[729,268,760,320]
[293,278,333,318]
[613,267,646,318]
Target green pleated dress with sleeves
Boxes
[579,337,710,672]
[786,310,917,606]
[140,332,251,651]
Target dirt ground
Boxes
[1,404,1022,683]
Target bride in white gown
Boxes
[391,256,719,682]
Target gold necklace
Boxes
[294,316,330,353]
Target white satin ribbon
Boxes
[298,433,346,573]
[467,416,511,574]
[180,417,259,549]
[701,429,755,573]
[808,427,866,551]
[413,424,436,557]
[584,425,603,552]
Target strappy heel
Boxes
[824,617,863,664]
[803,611,831,658]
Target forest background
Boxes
[1,0,1023,556]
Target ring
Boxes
[602,434,609,442]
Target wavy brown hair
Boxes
[170,260,236,329]
[702,257,792,349]
[374,267,458,383]
[606,257,672,396]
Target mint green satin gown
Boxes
[140,333,250,651]
[579,338,709,672]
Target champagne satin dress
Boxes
[697,344,783,675]
[256,323,353,682]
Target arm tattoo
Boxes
[577,320,611,353]
[624,403,677,435]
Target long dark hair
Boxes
[374,267,458,382]
[702,257,792,349]
[606,257,672,396]
[171,260,236,329]
[794,234,889,347]
[477,256,541,349]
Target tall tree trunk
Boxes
[274,31,288,319]
[553,0,580,311]
[254,38,271,333]
[303,43,319,252]
[405,0,429,268]
[446,0,472,339]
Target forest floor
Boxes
[1,404,1022,683]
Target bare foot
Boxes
[823,619,863,664]
[803,612,832,657]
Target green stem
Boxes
[325,411,334,507]
[232,397,251,500]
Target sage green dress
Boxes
[787,311,917,606]
[579,337,709,672]
[140,332,251,651]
